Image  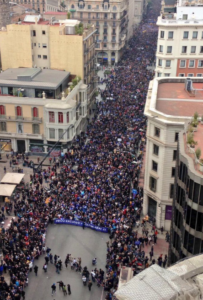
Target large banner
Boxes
[54,219,108,233]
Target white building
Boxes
[144,76,203,230]
[155,0,203,78]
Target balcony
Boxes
[0,115,42,123]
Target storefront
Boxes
[47,142,62,157]
[0,139,12,152]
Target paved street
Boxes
[25,225,109,300]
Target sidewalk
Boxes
[135,222,169,262]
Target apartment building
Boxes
[144,76,203,230]
[60,0,129,65]
[0,0,10,29]
[0,68,87,154]
[0,16,96,115]
[10,0,46,13]
[155,0,203,78]
[170,124,203,265]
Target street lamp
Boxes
[33,124,74,174]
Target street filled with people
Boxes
[0,1,162,299]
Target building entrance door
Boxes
[148,197,157,218]
[17,140,25,153]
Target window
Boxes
[71,4,74,8]
[49,111,55,123]
[49,128,55,139]
[197,74,202,77]
[200,46,203,54]
[34,43,36,46]
[170,184,174,198]
[175,132,179,142]
[159,45,163,52]
[183,31,189,39]
[180,60,186,67]
[154,127,160,137]
[58,129,64,139]
[113,5,117,10]
[152,160,158,172]
[158,59,162,67]
[0,105,5,115]
[168,31,173,39]
[58,112,63,123]
[42,43,47,48]
[192,31,198,39]
[88,12,91,18]
[0,122,6,132]
[80,12,83,18]
[183,14,188,20]
[160,31,164,38]
[173,150,177,161]
[167,46,172,53]
[32,107,38,118]
[166,60,171,67]
[42,30,46,35]
[16,106,22,117]
[191,46,196,53]
[88,4,91,9]
[38,43,40,48]
[189,60,195,67]
[38,55,41,59]
[198,60,203,67]
[67,112,69,123]
[188,73,194,77]
[96,4,99,9]
[164,73,170,77]
[32,30,36,36]
[172,167,176,177]
[157,72,162,77]
[182,46,187,53]
[43,55,47,59]
[153,144,159,156]
[112,13,116,19]
[149,176,157,192]
[179,73,185,77]
[33,124,39,134]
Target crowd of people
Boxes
[0,1,162,299]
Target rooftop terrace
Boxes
[156,81,203,117]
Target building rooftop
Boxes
[115,255,203,300]
[157,82,203,117]
[0,68,70,89]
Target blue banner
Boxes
[54,219,109,233]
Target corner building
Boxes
[144,76,203,230]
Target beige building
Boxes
[0,16,96,114]
[144,76,203,230]
[57,0,129,65]
[0,68,88,154]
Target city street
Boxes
[25,225,109,300]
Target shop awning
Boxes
[0,184,16,196]
[1,173,24,184]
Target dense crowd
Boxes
[0,1,161,299]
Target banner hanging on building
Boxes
[54,219,108,233]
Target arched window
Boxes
[111,51,115,56]
[71,4,74,8]
[0,105,5,115]
[16,106,22,117]
[113,5,117,11]
[33,107,38,118]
